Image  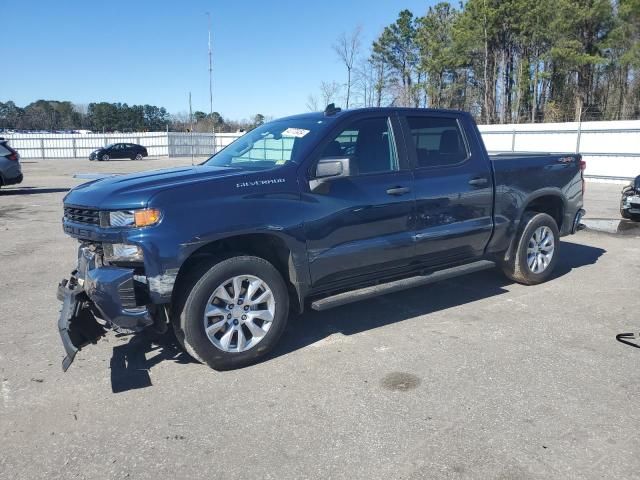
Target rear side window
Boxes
[406,116,468,168]
[321,117,398,175]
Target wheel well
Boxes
[523,195,564,229]
[174,233,302,312]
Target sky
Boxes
[1,0,437,120]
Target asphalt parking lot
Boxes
[1,158,639,480]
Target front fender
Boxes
[136,170,310,304]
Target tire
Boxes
[101,154,109,161]
[175,255,290,370]
[135,153,143,160]
[501,212,559,285]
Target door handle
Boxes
[386,186,410,196]
[468,177,488,186]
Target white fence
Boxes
[3,120,639,180]
[1,132,240,159]
[479,120,640,180]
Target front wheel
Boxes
[176,255,290,370]
[101,154,109,161]
[134,153,143,160]
[501,212,559,285]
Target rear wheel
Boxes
[501,212,559,285]
[175,255,289,370]
[135,153,143,160]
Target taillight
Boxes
[579,160,586,171]
[3,144,18,161]
[579,158,586,193]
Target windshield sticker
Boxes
[237,178,286,188]
[281,128,310,138]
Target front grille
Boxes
[64,206,101,225]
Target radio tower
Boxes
[206,12,213,126]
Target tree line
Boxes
[0,100,266,133]
[312,0,640,123]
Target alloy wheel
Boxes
[527,226,555,274]
[202,275,275,353]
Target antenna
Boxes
[324,103,342,116]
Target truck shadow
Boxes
[267,240,606,363]
[108,240,605,391]
[109,332,196,393]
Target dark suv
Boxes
[0,138,23,188]
[89,143,148,161]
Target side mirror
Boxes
[310,157,351,191]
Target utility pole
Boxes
[189,92,194,166]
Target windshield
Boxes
[204,118,328,170]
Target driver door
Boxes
[303,114,416,288]
[110,144,123,158]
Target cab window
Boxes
[321,117,398,175]
[406,116,468,168]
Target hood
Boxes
[64,165,248,209]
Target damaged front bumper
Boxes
[57,247,154,371]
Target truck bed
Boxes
[486,151,584,255]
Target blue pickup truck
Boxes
[57,106,586,371]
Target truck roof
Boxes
[277,107,470,123]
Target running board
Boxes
[310,260,496,312]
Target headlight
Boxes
[102,208,162,228]
[103,243,143,262]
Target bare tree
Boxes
[306,94,320,111]
[319,81,342,107]
[72,103,89,128]
[333,26,362,109]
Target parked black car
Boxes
[89,143,148,161]
[620,175,640,221]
